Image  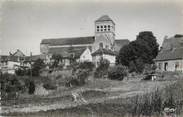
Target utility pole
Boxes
[30,52,32,78]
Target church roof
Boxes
[92,48,116,56]
[155,47,183,61]
[41,36,95,46]
[95,15,115,24]
[48,46,89,58]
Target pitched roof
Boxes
[95,15,115,24]
[12,49,25,57]
[92,48,116,56]
[24,54,46,62]
[0,55,24,62]
[161,35,183,50]
[48,46,89,58]
[155,47,183,61]
[41,36,95,46]
[114,39,130,52]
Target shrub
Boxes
[43,82,57,90]
[0,73,24,99]
[143,64,157,75]
[65,69,90,87]
[77,61,95,71]
[31,58,45,76]
[71,61,95,74]
[25,79,35,94]
[15,68,26,76]
[94,58,110,78]
[108,65,128,80]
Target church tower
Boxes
[92,15,115,52]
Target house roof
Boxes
[95,15,115,24]
[24,54,46,62]
[114,39,130,52]
[155,47,183,61]
[0,55,24,62]
[48,46,89,58]
[41,36,95,46]
[161,35,183,50]
[92,48,116,56]
[11,49,25,57]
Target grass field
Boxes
[2,76,182,117]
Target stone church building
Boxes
[40,15,129,66]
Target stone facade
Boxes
[156,59,183,72]
[40,15,129,66]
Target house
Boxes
[92,47,117,66]
[23,54,47,67]
[40,15,129,67]
[0,49,25,74]
[155,34,183,72]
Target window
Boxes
[108,25,110,31]
[158,63,162,70]
[175,62,179,71]
[99,43,103,48]
[100,26,103,32]
[104,25,107,31]
[164,62,168,71]
[97,26,99,32]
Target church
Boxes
[40,15,129,66]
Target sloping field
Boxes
[1,78,176,116]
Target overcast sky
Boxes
[0,0,183,55]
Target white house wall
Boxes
[79,48,92,62]
[156,59,183,72]
[92,54,116,66]
[103,54,116,65]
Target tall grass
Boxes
[3,79,183,117]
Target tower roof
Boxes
[95,15,115,24]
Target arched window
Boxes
[101,26,103,31]
[99,43,103,48]
[104,25,107,31]
[108,25,110,31]
[97,26,99,32]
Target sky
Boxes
[0,0,183,55]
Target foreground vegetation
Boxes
[1,76,183,117]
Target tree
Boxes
[94,58,110,78]
[108,65,128,80]
[51,54,63,69]
[116,31,159,73]
[136,31,159,63]
[31,59,45,76]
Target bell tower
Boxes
[92,15,115,52]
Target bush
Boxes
[94,58,110,78]
[143,64,157,75]
[78,61,95,71]
[0,73,24,99]
[31,59,45,76]
[43,82,57,90]
[15,68,25,76]
[65,69,90,87]
[108,65,128,80]
[71,61,95,74]
[25,79,35,94]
